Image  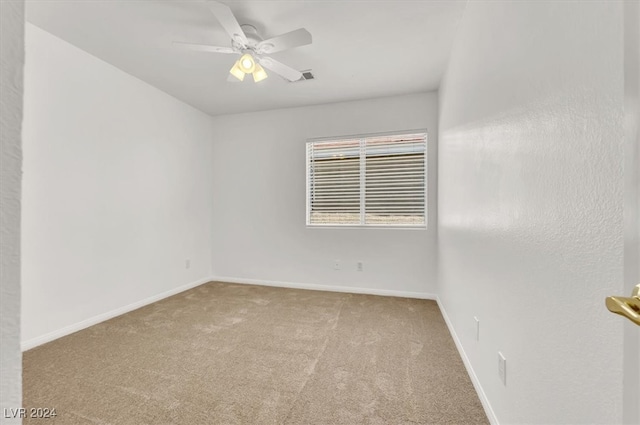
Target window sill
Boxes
[306,225,427,230]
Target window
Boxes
[306,131,426,227]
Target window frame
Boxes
[306,129,428,230]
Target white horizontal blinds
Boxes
[308,139,361,225]
[364,134,426,225]
[307,132,426,227]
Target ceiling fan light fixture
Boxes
[177,1,313,85]
[229,60,245,81]
[238,53,256,73]
[253,63,268,82]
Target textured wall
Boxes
[22,24,214,346]
[210,92,438,296]
[0,0,24,422]
[438,1,624,424]
[623,2,640,423]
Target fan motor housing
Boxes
[240,24,263,46]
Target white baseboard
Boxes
[436,297,499,425]
[212,276,437,300]
[21,276,213,351]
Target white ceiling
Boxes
[26,0,466,116]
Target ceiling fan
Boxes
[174,1,312,83]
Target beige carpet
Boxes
[23,281,488,424]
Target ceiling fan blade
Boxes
[258,57,302,82]
[206,1,248,47]
[256,28,312,54]
[173,41,237,54]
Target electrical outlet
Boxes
[357,261,363,272]
[474,317,480,341]
[333,260,341,270]
[185,259,191,269]
[498,352,507,385]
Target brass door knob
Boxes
[606,284,640,325]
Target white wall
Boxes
[21,24,214,347]
[438,1,624,424]
[0,0,24,421]
[210,92,437,296]
[623,2,640,423]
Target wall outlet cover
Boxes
[474,316,480,341]
[498,352,507,385]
